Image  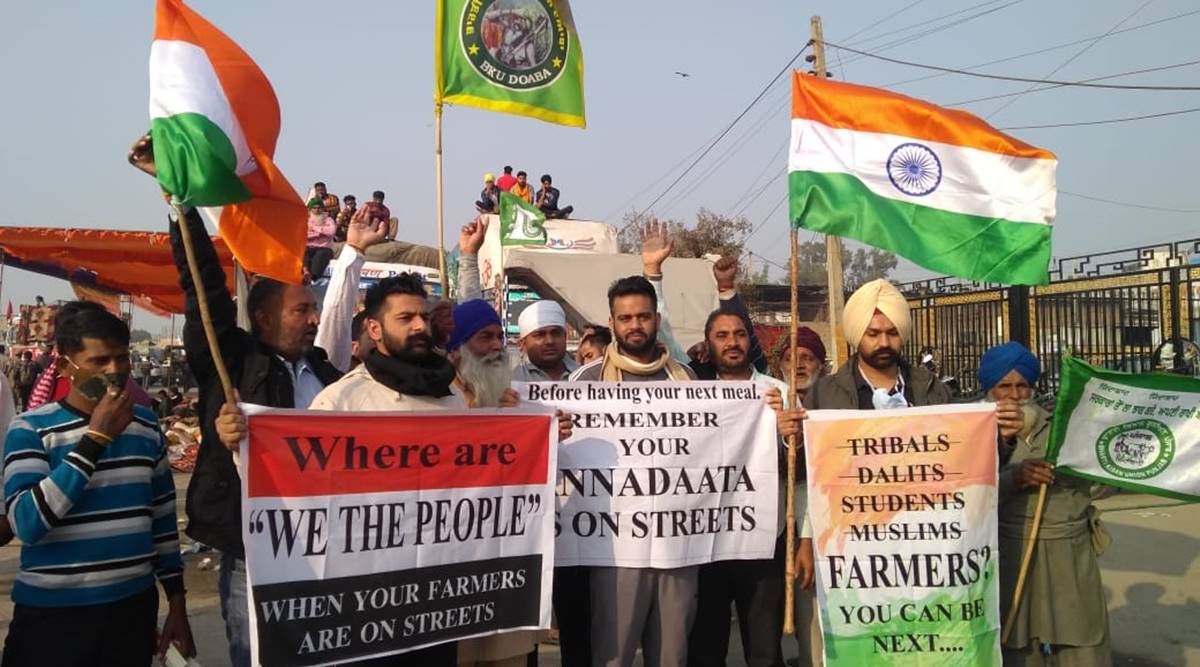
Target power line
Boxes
[949,59,1200,106]
[843,0,1016,51]
[840,0,931,44]
[619,44,811,233]
[879,8,1200,90]
[822,41,1200,90]
[998,105,1200,130]
[985,0,1154,119]
[1060,190,1200,214]
[836,1,1025,68]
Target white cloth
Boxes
[518,300,567,339]
[313,245,366,373]
[309,364,468,412]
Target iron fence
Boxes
[898,239,1200,397]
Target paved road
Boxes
[0,478,1193,665]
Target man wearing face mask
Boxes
[980,342,1114,667]
[2,302,194,665]
[791,279,951,663]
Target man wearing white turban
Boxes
[790,279,951,665]
[513,300,578,381]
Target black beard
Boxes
[862,348,899,370]
[712,347,750,375]
[383,332,436,362]
[617,332,656,357]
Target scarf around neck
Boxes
[599,341,691,381]
[363,348,456,397]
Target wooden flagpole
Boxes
[1001,483,1048,643]
[171,203,236,405]
[784,225,800,635]
[435,105,450,296]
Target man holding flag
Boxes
[979,342,1115,666]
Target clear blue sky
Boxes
[2,0,1198,331]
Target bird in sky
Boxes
[674,71,691,78]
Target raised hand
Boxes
[459,217,489,255]
[128,134,157,178]
[346,207,387,253]
[713,255,738,292]
[639,217,674,276]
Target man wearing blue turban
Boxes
[980,342,1113,667]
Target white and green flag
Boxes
[500,191,547,246]
[1047,357,1200,501]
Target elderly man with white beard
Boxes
[446,299,517,409]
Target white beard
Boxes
[458,350,513,408]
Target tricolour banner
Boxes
[240,407,557,666]
[803,404,1000,666]
[1046,356,1200,501]
[518,381,778,568]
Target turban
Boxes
[306,197,324,209]
[842,279,911,348]
[483,173,495,183]
[518,300,567,339]
[446,299,502,352]
[795,327,827,362]
[978,341,1040,392]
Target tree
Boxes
[130,329,153,344]
[618,208,756,284]
[794,237,898,289]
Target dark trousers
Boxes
[552,566,592,667]
[2,585,158,667]
[304,246,334,280]
[687,535,786,667]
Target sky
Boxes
[2,0,1198,332]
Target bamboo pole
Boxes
[172,203,236,405]
[435,107,449,296]
[784,226,800,635]
[1001,483,1048,643]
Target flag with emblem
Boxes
[500,191,548,246]
[788,72,1056,285]
[1045,357,1200,501]
[436,0,586,128]
[149,0,306,283]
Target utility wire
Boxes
[985,0,1154,119]
[840,0,931,44]
[999,105,1200,130]
[879,8,1200,89]
[1061,190,1200,214]
[836,1,1024,68]
[822,41,1200,90]
[619,44,811,233]
[949,59,1200,106]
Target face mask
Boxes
[872,388,908,410]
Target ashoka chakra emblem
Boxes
[886,143,942,196]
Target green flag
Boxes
[1046,356,1200,501]
[500,191,547,246]
[436,0,586,128]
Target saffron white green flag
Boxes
[1046,357,1200,502]
[500,191,547,246]
[789,72,1057,286]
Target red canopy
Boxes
[0,227,234,316]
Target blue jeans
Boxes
[218,553,252,667]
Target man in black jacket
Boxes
[129,135,378,667]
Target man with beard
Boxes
[513,301,577,381]
[687,310,803,667]
[127,134,367,667]
[446,299,514,409]
[981,342,1114,667]
[220,274,463,666]
[571,275,696,667]
[791,280,951,665]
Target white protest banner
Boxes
[240,407,557,666]
[518,381,779,568]
[803,404,1000,666]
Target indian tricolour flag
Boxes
[150,0,305,283]
[789,72,1057,286]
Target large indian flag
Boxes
[789,72,1056,286]
[150,0,306,283]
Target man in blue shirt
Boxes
[2,301,194,666]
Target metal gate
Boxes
[899,239,1200,397]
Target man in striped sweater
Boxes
[1,302,194,666]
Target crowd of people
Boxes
[476,165,575,219]
[0,136,1117,667]
[304,181,393,281]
